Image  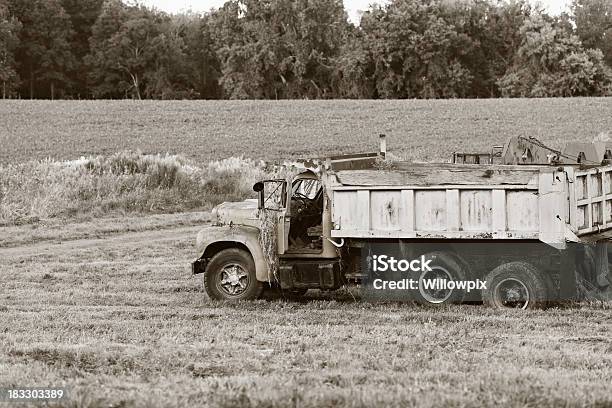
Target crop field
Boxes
[1,213,611,408]
[1,99,612,407]
[1,98,612,165]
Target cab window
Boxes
[263,180,286,210]
[292,179,321,199]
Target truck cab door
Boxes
[277,212,290,255]
[257,180,290,255]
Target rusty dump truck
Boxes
[192,136,612,309]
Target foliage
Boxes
[1,0,612,99]
[60,0,104,97]
[211,0,350,99]
[177,13,222,99]
[87,2,188,99]
[359,0,478,98]
[0,151,268,224]
[6,0,76,99]
[0,0,20,98]
[442,0,534,97]
[572,0,612,67]
[498,13,612,97]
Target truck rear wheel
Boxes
[204,248,263,301]
[415,252,468,305]
[482,262,550,309]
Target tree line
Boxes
[0,0,611,100]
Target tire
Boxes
[414,251,469,305]
[542,273,557,304]
[204,248,263,301]
[482,262,550,309]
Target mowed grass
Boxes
[0,217,611,408]
[1,98,612,165]
[2,99,612,407]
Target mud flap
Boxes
[595,242,611,288]
[559,245,577,301]
[192,259,207,275]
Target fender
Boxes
[194,225,271,282]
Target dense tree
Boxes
[572,0,612,67]
[175,13,221,99]
[498,13,612,97]
[332,27,376,98]
[357,0,474,98]
[1,0,611,99]
[211,0,351,99]
[7,0,76,99]
[141,15,191,99]
[87,1,189,99]
[439,0,534,97]
[0,0,20,98]
[60,0,104,97]
[86,0,129,97]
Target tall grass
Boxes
[0,151,269,225]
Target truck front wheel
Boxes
[482,262,550,309]
[204,248,263,301]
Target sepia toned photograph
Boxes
[0,0,611,406]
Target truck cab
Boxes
[254,171,337,256]
[192,167,346,301]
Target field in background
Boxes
[1,98,612,165]
[2,99,612,407]
[1,216,611,408]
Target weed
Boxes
[0,152,269,225]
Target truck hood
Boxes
[212,199,260,227]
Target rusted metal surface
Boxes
[281,152,379,172]
[501,136,559,165]
[453,146,503,165]
[327,163,612,248]
[499,137,612,166]
[331,187,542,240]
[333,165,541,186]
[562,142,612,165]
[569,166,612,235]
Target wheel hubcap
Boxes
[218,263,249,296]
[495,278,530,309]
[419,266,454,304]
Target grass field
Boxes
[1,98,612,165]
[2,99,612,407]
[1,213,611,408]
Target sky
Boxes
[141,0,570,23]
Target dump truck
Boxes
[192,136,612,309]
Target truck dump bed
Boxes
[327,162,612,246]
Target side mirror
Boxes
[253,182,264,210]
